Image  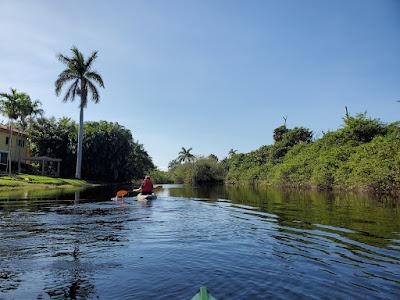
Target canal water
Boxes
[0,185,399,299]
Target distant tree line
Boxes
[165,112,400,194]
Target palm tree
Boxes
[18,96,44,130]
[0,88,28,175]
[55,47,105,179]
[177,147,195,163]
[17,96,44,168]
[228,149,237,156]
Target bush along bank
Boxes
[225,113,400,195]
[169,157,226,185]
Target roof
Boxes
[0,124,27,136]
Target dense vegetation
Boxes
[28,117,154,182]
[148,169,174,184]
[169,156,225,185]
[225,113,400,193]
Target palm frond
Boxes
[85,50,98,69]
[55,71,79,95]
[87,80,100,103]
[62,79,79,102]
[85,71,105,88]
[57,53,71,65]
[71,46,85,67]
[32,100,44,116]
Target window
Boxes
[15,139,25,147]
[0,152,7,165]
[5,137,9,145]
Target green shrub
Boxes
[191,158,225,184]
[334,135,400,192]
[271,127,313,161]
[343,113,386,143]
[148,169,174,184]
[170,158,226,184]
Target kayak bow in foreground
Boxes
[191,287,217,300]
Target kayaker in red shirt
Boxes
[140,176,153,195]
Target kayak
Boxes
[111,196,135,201]
[137,193,157,201]
[191,287,217,300]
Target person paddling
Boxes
[139,176,153,195]
[115,177,161,200]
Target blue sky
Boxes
[0,0,399,169]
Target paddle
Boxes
[116,190,129,198]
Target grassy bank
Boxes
[0,174,95,190]
[225,113,400,194]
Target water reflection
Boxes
[168,185,400,247]
[0,185,399,299]
[74,190,80,204]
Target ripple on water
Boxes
[0,186,399,299]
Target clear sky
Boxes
[1,0,399,169]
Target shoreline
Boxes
[225,180,400,198]
[0,174,98,191]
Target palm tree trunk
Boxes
[7,120,13,176]
[75,105,84,179]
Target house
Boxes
[0,124,30,170]
[0,125,62,176]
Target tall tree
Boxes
[177,147,195,163]
[0,88,28,175]
[55,47,105,179]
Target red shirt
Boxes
[141,178,153,193]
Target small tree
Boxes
[343,113,386,143]
[273,125,289,142]
[0,88,29,175]
[271,127,313,161]
[18,96,43,130]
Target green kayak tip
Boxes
[191,287,217,300]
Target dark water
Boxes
[0,185,399,299]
